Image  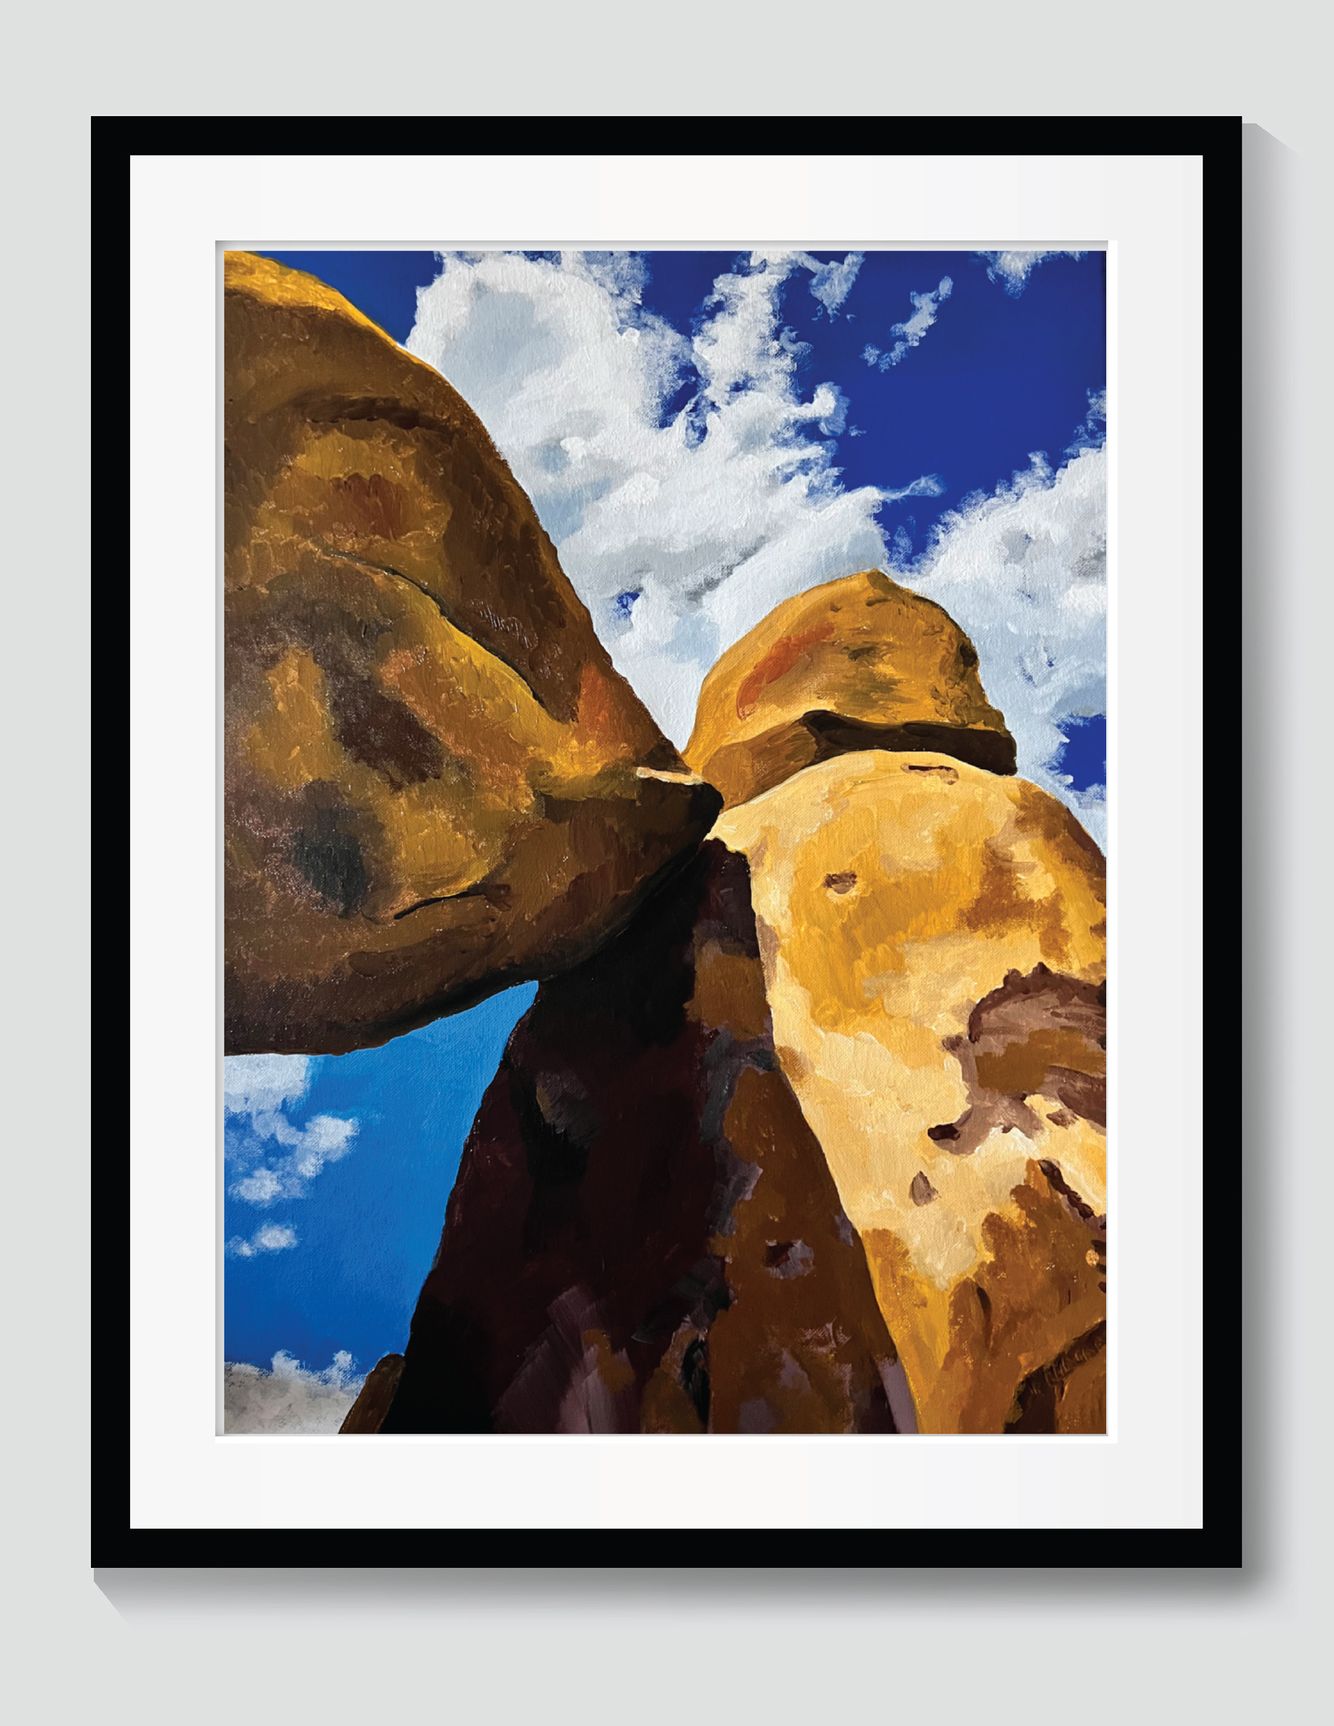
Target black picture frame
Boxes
[109,115,1240,1570]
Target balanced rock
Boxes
[685,569,1015,807]
[224,253,718,1054]
[716,751,1107,1433]
[374,841,914,1435]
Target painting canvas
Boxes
[222,245,1107,1437]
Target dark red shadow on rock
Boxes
[371,841,913,1435]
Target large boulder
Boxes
[370,842,914,1435]
[224,253,718,1054]
[685,568,1015,807]
[716,751,1107,1433]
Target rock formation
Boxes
[716,752,1106,1433]
[352,579,1106,1436]
[224,253,718,1055]
[227,259,1107,1435]
[367,841,914,1435]
[685,569,1016,807]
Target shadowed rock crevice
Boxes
[1005,1322,1108,1434]
[702,713,1018,809]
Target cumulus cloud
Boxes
[227,1222,298,1258]
[407,250,918,743]
[223,1054,312,1118]
[224,1054,358,1209]
[900,442,1107,845]
[980,251,1087,295]
[223,1350,363,1433]
[407,250,1105,842]
[862,275,953,369]
[1066,387,1107,456]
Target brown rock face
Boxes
[685,569,1015,807]
[377,842,913,1435]
[224,253,719,1054]
[716,752,1107,1433]
[339,1354,404,1434]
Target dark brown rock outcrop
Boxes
[375,842,914,1435]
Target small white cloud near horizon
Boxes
[862,275,954,370]
[227,1222,298,1258]
[980,251,1088,296]
[223,1350,363,1433]
[224,1053,358,1209]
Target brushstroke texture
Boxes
[348,842,912,1435]
[685,568,1016,806]
[716,751,1106,1433]
[224,253,719,1055]
[224,253,1106,1436]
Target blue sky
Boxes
[227,248,1107,1405]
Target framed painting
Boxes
[115,119,1237,1566]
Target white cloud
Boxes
[883,473,946,504]
[862,275,953,369]
[408,250,915,743]
[227,1222,299,1258]
[1066,387,1107,456]
[223,1053,311,1118]
[901,443,1108,846]
[223,1350,363,1433]
[980,251,1087,295]
[224,1054,358,1207]
[796,250,863,317]
[407,251,1105,842]
[231,1165,283,1205]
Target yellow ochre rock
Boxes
[225,252,719,1055]
[684,569,1015,808]
[716,751,1107,1433]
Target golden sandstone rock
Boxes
[224,254,718,1054]
[685,569,1016,807]
[716,752,1107,1433]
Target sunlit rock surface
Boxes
[717,752,1106,1433]
[685,569,1015,808]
